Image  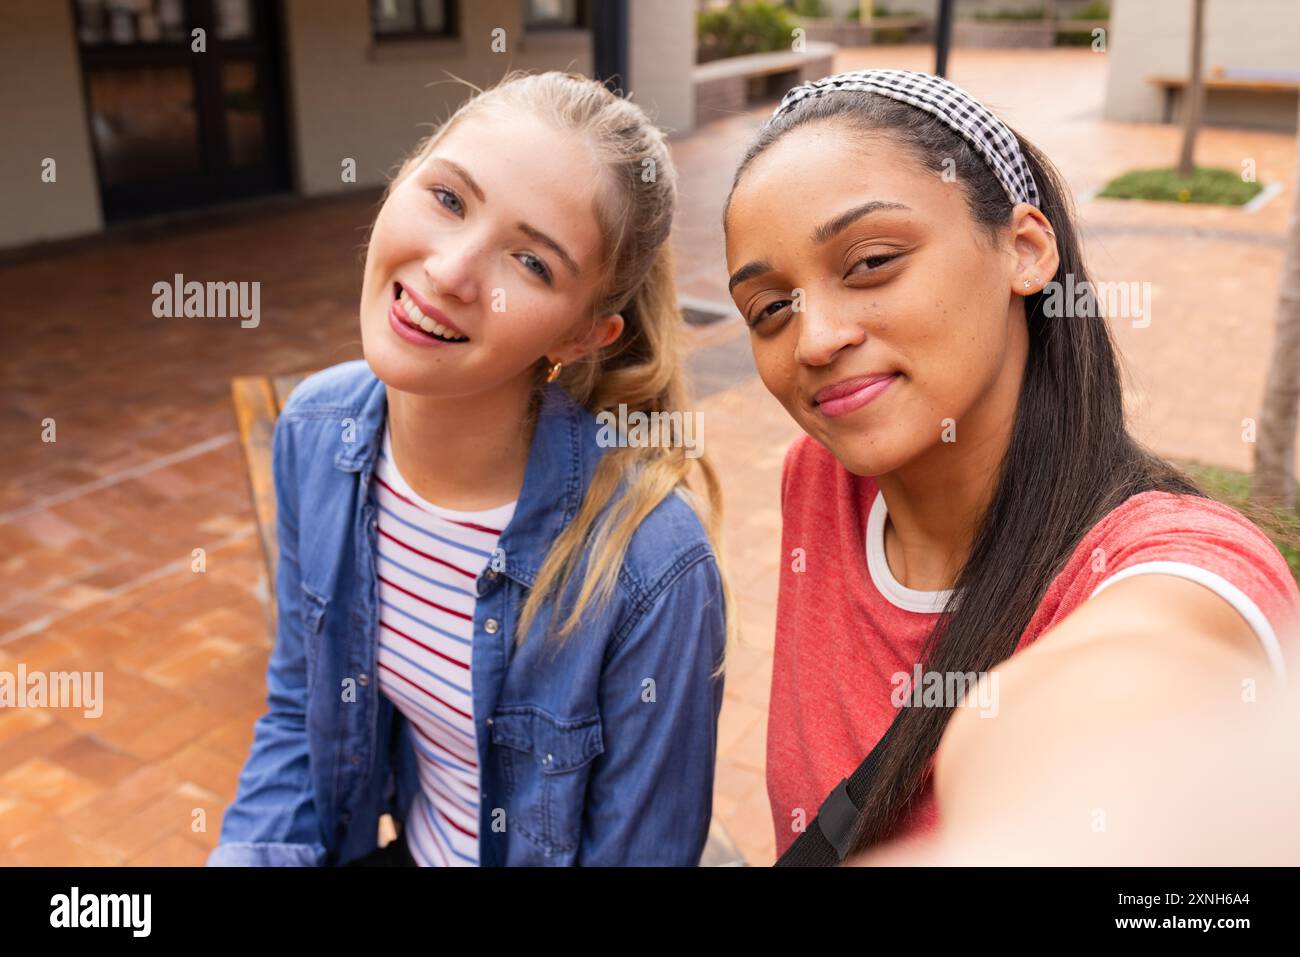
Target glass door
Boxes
[74,0,291,221]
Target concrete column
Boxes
[628,0,697,135]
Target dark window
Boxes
[71,0,291,222]
[370,0,457,40]
[74,0,189,46]
[523,0,588,31]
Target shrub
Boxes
[1072,1,1111,19]
[698,1,798,61]
[973,6,1046,21]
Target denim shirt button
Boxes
[484,618,499,635]
[542,753,553,768]
[358,673,369,687]
[351,755,363,765]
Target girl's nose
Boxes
[795,298,868,367]
[422,247,479,305]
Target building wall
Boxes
[1104,0,1300,126]
[848,0,1099,15]
[0,1,103,250]
[629,0,696,134]
[816,0,860,19]
[282,0,593,197]
[0,0,698,251]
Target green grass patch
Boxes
[1097,167,1263,206]
[1073,0,1111,17]
[1177,461,1300,582]
[973,6,1046,20]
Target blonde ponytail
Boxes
[383,71,737,670]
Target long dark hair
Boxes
[726,92,1203,855]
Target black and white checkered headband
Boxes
[772,69,1040,208]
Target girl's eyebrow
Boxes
[429,156,576,277]
[728,259,774,294]
[812,201,911,245]
[518,222,579,277]
[729,200,915,292]
[433,157,486,203]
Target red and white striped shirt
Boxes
[372,425,516,867]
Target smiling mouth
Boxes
[812,373,899,418]
[392,282,469,342]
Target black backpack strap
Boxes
[775,708,906,867]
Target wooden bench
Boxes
[1057,18,1109,35]
[1148,67,1300,130]
[694,42,836,121]
[230,371,748,866]
[793,15,931,47]
[865,14,930,35]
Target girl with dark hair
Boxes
[722,70,1300,864]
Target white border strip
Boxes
[1243,180,1283,215]
[865,490,953,614]
[1090,560,1287,681]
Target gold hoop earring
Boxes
[545,359,563,383]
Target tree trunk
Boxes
[1253,98,1300,510]
[1176,0,1206,179]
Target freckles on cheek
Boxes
[754,348,796,401]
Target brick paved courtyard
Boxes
[1,47,1296,865]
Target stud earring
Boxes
[545,359,563,383]
[1023,279,1033,289]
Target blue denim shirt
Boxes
[207,361,726,866]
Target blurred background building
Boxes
[0,0,696,250]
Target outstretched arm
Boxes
[860,575,1300,865]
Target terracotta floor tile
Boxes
[48,665,187,733]
[723,786,779,868]
[127,831,210,867]
[111,626,218,677]
[0,597,64,638]
[47,735,145,787]
[5,822,123,866]
[57,763,184,839]
[0,796,49,851]
[181,606,270,647]
[0,706,53,747]
[717,696,764,762]
[161,742,244,799]
[98,700,228,764]
[141,636,245,690]
[0,757,102,816]
[175,652,273,720]
[198,716,257,765]
[713,761,766,820]
[0,717,80,770]
[94,782,222,860]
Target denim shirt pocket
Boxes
[489,706,604,858]
[299,581,329,697]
